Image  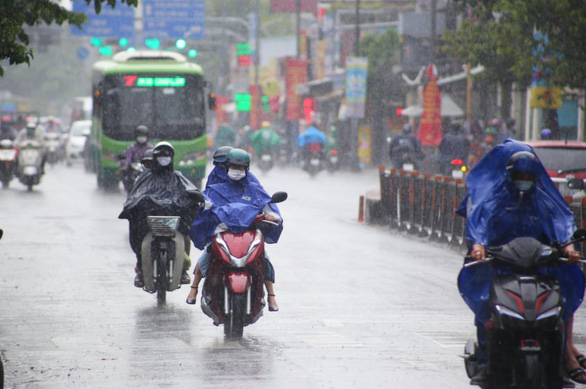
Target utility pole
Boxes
[296,0,301,58]
[430,0,437,63]
[255,0,260,88]
[354,0,360,56]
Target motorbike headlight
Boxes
[495,305,524,320]
[537,306,561,321]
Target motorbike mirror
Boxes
[572,229,586,240]
[567,178,585,190]
[0,229,3,241]
[270,191,288,204]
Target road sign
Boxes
[77,47,90,60]
[143,0,205,40]
[70,2,135,37]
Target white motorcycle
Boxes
[17,140,43,191]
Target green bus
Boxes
[88,50,211,189]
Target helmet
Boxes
[26,121,37,130]
[135,125,149,138]
[141,149,153,162]
[507,151,540,177]
[401,124,412,135]
[540,128,552,139]
[226,148,250,170]
[261,121,270,129]
[213,146,233,164]
[507,118,516,128]
[449,121,462,133]
[490,118,500,127]
[152,141,174,158]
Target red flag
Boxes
[418,64,442,146]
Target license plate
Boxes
[261,154,272,162]
[310,158,320,166]
[452,169,464,179]
[329,156,338,163]
[23,166,38,176]
[402,163,414,172]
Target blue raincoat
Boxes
[456,140,584,325]
[190,174,283,251]
[297,126,327,148]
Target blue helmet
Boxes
[213,146,233,165]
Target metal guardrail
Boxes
[374,166,586,257]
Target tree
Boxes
[445,0,586,124]
[0,0,138,76]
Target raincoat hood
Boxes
[456,139,575,246]
[297,126,327,147]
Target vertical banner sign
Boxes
[216,95,230,128]
[418,64,442,147]
[285,58,307,121]
[358,124,372,165]
[250,85,261,129]
[344,57,368,119]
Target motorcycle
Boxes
[303,142,323,177]
[462,230,586,389]
[17,140,43,191]
[44,132,62,166]
[450,158,467,180]
[200,191,287,339]
[140,216,187,302]
[326,149,340,173]
[0,139,18,189]
[257,149,274,173]
[123,162,144,194]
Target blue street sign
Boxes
[143,0,205,40]
[70,1,135,37]
[77,47,90,60]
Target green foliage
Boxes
[0,0,138,76]
[446,0,586,89]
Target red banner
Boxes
[216,95,230,128]
[270,0,317,14]
[285,58,307,121]
[418,64,442,146]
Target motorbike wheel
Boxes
[156,249,168,303]
[224,293,245,340]
[522,354,546,389]
[1,179,9,189]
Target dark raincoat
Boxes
[190,174,283,251]
[456,140,584,325]
[119,159,203,257]
[205,165,260,188]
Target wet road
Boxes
[2,161,584,388]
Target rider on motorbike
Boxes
[388,123,424,170]
[250,121,281,159]
[120,125,153,192]
[1,117,18,141]
[119,142,204,288]
[297,123,327,169]
[456,139,584,385]
[186,148,283,311]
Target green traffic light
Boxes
[145,38,160,50]
[91,37,103,47]
[188,49,198,58]
[119,38,129,47]
[175,39,187,50]
[127,47,137,53]
[98,46,112,56]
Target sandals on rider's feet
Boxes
[568,367,586,384]
[576,354,586,369]
[267,294,279,312]
[186,286,198,305]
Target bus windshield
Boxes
[101,73,205,141]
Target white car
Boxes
[66,120,91,166]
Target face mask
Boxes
[157,156,172,167]
[136,136,148,144]
[514,180,534,192]
[228,169,246,181]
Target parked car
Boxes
[525,140,586,198]
[66,120,91,166]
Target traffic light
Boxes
[145,38,160,50]
[119,38,129,47]
[175,39,187,50]
[99,46,113,56]
[91,37,104,47]
[188,49,198,58]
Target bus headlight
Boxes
[178,151,206,166]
